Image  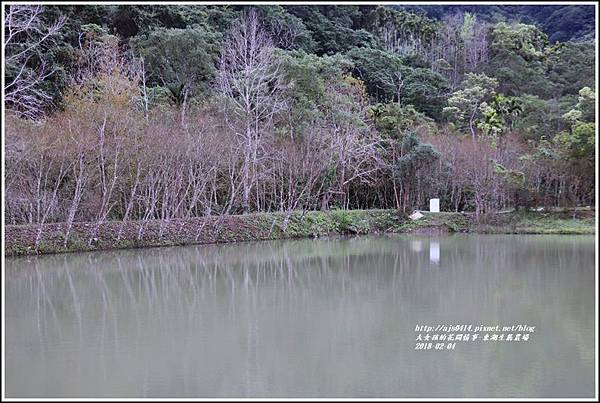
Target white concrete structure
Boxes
[409,211,424,220]
[430,198,440,213]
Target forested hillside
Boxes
[400,4,596,42]
[4,4,596,242]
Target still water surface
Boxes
[5,234,595,398]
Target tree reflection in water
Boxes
[5,235,595,398]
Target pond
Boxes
[4,234,595,398]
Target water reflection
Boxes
[411,240,423,253]
[5,234,595,398]
[430,241,440,264]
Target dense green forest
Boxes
[4,4,596,244]
[400,4,596,42]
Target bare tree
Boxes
[63,145,89,247]
[87,112,123,245]
[217,9,287,213]
[128,55,150,120]
[72,28,124,86]
[4,5,66,119]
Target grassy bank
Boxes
[475,209,596,235]
[4,209,595,256]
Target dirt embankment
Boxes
[4,209,594,257]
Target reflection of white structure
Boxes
[430,241,440,264]
[430,198,440,213]
[411,240,423,252]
